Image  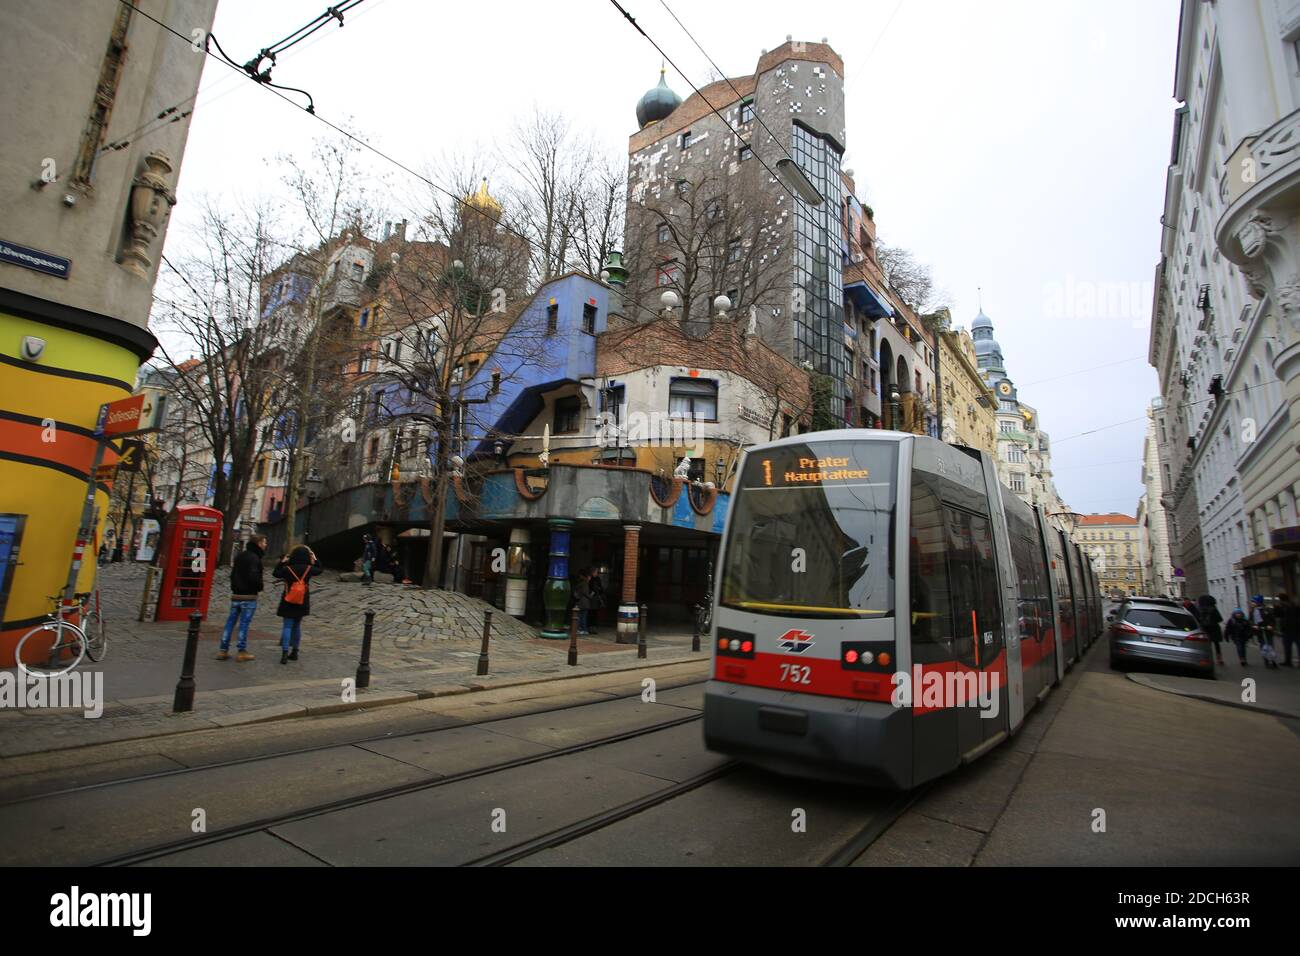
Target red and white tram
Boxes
[703,430,1102,789]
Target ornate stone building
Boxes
[969,308,1066,511]
[936,318,997,454]
[1150,0,1300,608]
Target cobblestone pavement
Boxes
[0,562,704,756]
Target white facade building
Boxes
[1151,0,1300,608]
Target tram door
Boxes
[945,509,1006,756]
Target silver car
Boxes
[1108,600,1214,676]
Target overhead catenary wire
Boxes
[101,0,379,155]
[115,0,794,339]
[607,0,806,207]
[653,0,803,174]
[121,0,1259,463]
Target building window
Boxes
[680,130,693,149]
[1010,474,1025,493]
[351,262,364,281]
[554,396,581,434]
[359,309,370,329]
[739,100,754,124]
[738,145,753,163]
[254,458,265,482]
[582,303,597,334]
[657,261,682,287]
[1000,421,1014,434]
[657,223,671,244]
[367,436,380,465]
[727,238,742,263]
[546,302,558,331]
[1009,448,1025,464]
[669,377,718,421]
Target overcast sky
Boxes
[158,0,1181,516]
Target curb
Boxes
[4,652,711,755]
[1126,673,1300,720]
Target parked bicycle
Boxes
[77,587,106,662]
[14,592,103,677]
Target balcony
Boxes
[1216,108,1300,323]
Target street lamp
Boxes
[304,469,323,543]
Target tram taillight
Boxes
[841,642,892,672]
[716,627,756,659]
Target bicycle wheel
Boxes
[82,608,106,662]
[15,621,86,677]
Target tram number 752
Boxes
[780,663,812,685]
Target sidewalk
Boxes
[0,563,708,757]
[860,641,1300,866]
[1126,644,1300,719]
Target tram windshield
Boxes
[720,440,897,618]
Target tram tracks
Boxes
[90,707,709,867]
[0,676,712,809]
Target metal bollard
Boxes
[477,609,492,676]
[568,606,579,666]
[692,603,702,653]
[356,609,375,689]
[173,612,201,713]
[637,603,648,659]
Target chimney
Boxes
[395,219,408,242]
[382,221,392,241]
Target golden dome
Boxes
[465,177,502,217]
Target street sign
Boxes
[117,439,145,472]
[96,388,166,437]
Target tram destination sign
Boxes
[752,451,872,488]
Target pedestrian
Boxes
[574,566,593,636]
[217,534,267,662]
[588,570,606,634]
[1276,593,1300,668]
[273,544,323,665]
[1225,608,1252,665]
[1251,595,1278,669]
[361,534,376,585]
[1196,593,1225,666]
[1181,598,1200,623]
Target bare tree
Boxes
[876,242,948,314]
[149,197,290,564]
[277,132,386,549]
[499,109,625,282]
[368,169,546,588]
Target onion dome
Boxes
[636,68,682,129]
[465,178,502,217]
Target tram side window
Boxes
[946,508,1002,667]
[1008,531,1047,643]
[909,475,953,663]
[969,515,1004,658]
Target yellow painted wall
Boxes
[0,311,137,663]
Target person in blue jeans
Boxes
[273,544,323,664]
[217,535,266,662]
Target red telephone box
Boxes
[155,505,223,622]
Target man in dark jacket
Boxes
[218,535,267,662]
[1276,593,1300,667]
